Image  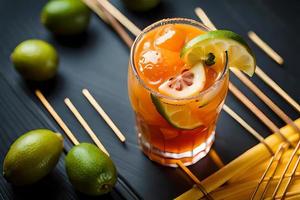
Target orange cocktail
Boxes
[128,18,229,166]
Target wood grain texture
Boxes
[0,0,299,199]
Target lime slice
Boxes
[181,30,256,76]
[151,94,203,130]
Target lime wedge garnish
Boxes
[181,30,256,76]
[151,94,203,130]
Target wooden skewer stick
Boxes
[194,7,216,30]
[248,31,284,65]
[281,155,300,199]
[64,98,109,155]
[35,90,80,146]
[208,149,225,168]
[82,89,126,142]
[271,139,300,198]
[95,0,133,48]
[96,0,141,36]
[258,146,286,200]
[230,68,300,133]
[194,7,300,115]
[83,0,133,47]
[255,66,300,113]
[82,0,108,23]
[176,161,213,200]
[223,104,274,155]
[229,82,293,146]
[250,144,286,200]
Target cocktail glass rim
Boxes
[130,17,229,101]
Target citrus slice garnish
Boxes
[151,94,203,129]
[158,62,206,99]
[152,62,206,129]
[181,30,256,76]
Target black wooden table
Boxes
[0,0,299,199]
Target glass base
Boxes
[138,131,215,167]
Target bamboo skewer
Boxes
[195,7,300,114]
[271,140,300,198]
[255,67,300,113]
[248,31,284,65]
[223,104,274,155]
[259,147,285,200]
[35,90,80,145]
[83,0,134,47]
[82,0,108,23]
[194,7,216,30]
[229,82,293,146]
[250,144,286,200]
[64,98,109,155]
[208,149,225,168]
[82,89,126,142]
[95,0,133,48]
[176,161,213,200]
[231,68,300,133]
[281,156,300,199]
[96,0,141,36]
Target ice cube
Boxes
[154,25,186,51]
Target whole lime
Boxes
[41,0,91,35]
[121,0,160,12]
[11,39,59,81]
[65,143,117,196]
[3,129,64,186]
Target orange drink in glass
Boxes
[128,18,230,167]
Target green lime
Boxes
[181,30,256,76]
[41,0,91,35]
[65,143,117,196]
[11,39,59,81]
[151,94,203,130]
[121,0,160,12]
[3,129,63,186]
